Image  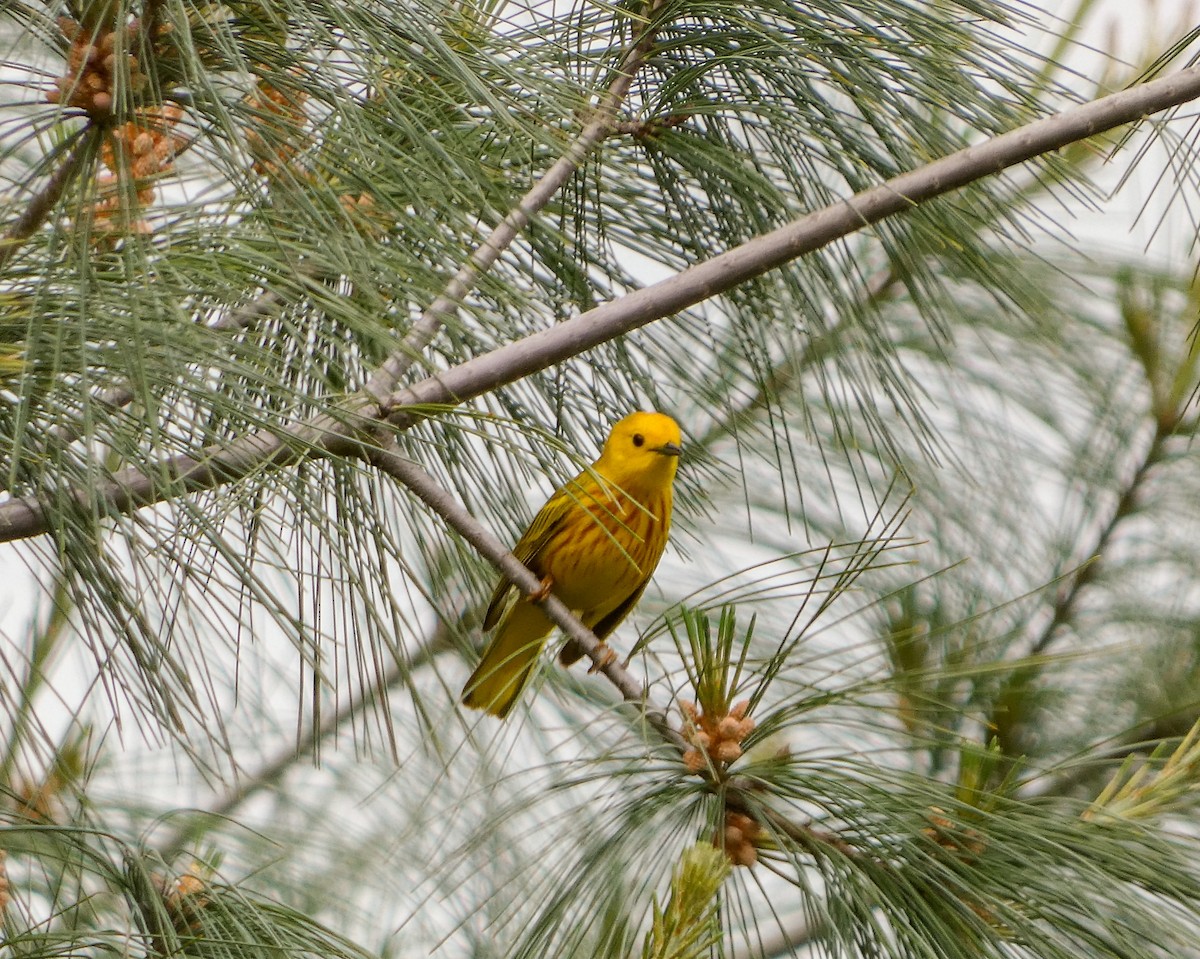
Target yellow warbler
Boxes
[461,411,683,718]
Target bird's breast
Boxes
[541,484,671,612]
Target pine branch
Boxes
[0,131,93,272]
[362,0,670,402]
[1022,278,1198,658]
[3,66,1200,543]
[1029,420,1174,657]
[379,65,1200,421]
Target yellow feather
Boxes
[461,601,553,718]
[462,411,682,717]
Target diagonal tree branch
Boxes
[1028,421,1173,658]
[152,616,457,862]
[378,67,1200,420]
[3,66,1200,543]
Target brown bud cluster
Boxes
[681,699,755,773]
[339,192,391,237]
[13,768,66,824]
[921,806,986,860]
[153,864,211,934]
[718,811,762,867]
[47,16,166,119]
[92,105,184,236]
[0,850,9,916]
[245,77,310,177]
[102,106,183,178]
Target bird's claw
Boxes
[530,574,555,603]
[588,644,617,673]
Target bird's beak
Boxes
[654,442,683,458]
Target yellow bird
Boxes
[461,411,683,718]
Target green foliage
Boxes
[3,1,1200,959]
[0,827,375,959]
[641,844,728,959]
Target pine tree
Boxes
[4,1,1200,957]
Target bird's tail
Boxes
[461,602,552,718]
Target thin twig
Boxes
[153,619,456,861]
[362,0,670,403]
[3,66,1200,542]
[987,412,1184,766]
[0,132,94,272]
[1029,422,1172,657]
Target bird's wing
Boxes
[481,482,577,631]
[589,578,649,640]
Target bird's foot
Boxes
[529,574,555,603]
[588,644,617,673]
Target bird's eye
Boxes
[632,433,645,447]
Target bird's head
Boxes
[596,411,683,488]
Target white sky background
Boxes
[4,0,1200,953]
[1055,0,1200,266]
